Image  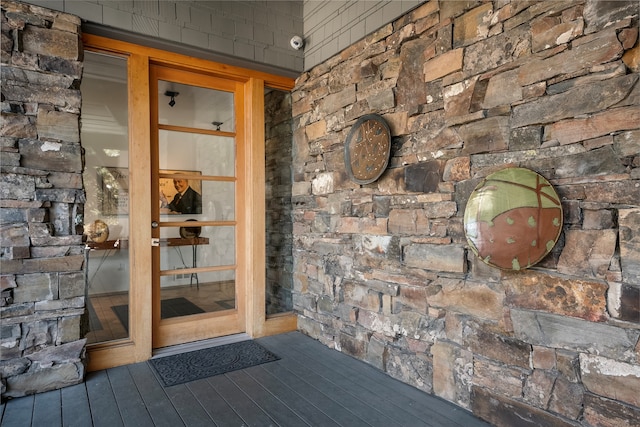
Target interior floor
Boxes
[85,280,235,344]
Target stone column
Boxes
[1,0,86,399]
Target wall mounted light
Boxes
[165,91,179,107]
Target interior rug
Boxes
[112,297,204,331]
[149,340,280,387]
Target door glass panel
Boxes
[156,80,237,321]
[81,51,130,343]
[159,226,236,270]
[264,87,294,315]
[157,80,234,132]
[158,130,235,177]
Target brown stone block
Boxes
[20,25,80,60]
[343,281,381,312]
[548,376,584,420]
[514,74,638,128]
[18,139,82,173]
[523,369,557,409]
[385,344,433,393]
[557,229,617,279]
[583,393,640,427]
[432,340,472,408]
[397,286,427,312]
[459,116,509,155]
[532,345,556,370]
[444,76,478,118]
[453,3,492,48]
[580,353,640,407]
[519,30,622,87]
[532,18,584,53]
[1,246,30,260]
[481,69,522,109]
[623,44,640,73]
[471,385,576,427]
[404,160,445,193]
[583,0,640,34]
[443,156,470,182]
[396,37,435,115]
[583,208,614,230]
[473,359,526,400]
[0,223,30,247]
[467,328,530,369]
[619,208,640,284]
[504,270,608,322]
[0,113,36,139]
[3,85,81,112]
[423,48,463,82]
[427,278,504,321]
[37,109,79,143]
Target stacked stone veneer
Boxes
[265,89,294,314]
[1,1,86,399]
[292,1,640,425]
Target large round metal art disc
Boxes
[463,167,563,271]
[344,114,391,184]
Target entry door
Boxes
[150,65,246,349]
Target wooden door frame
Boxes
[83,34,297,372]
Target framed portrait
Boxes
[97,167,129,215]
[159,170,203,215]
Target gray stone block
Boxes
[511,309,639,362]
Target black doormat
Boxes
[149,340,280,387]
[112,297,205,331]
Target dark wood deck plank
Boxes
[269,332,491,427]
[85,370,124,427]
[185,378,245,426]
[32,389,61,427]
[262,333,436,427]
[242,364,341,427]
[282,333,483,425]
[106,365,155,427]
[0,393,33,427]
[258,359,374,426]
[225,369,313,427]
[60,383,92,427]
[0,332,493,427]
[205,373,278,426]
[127,362,185,427]
[161,383,213,427]
[260,337,403,427]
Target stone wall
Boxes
[265,89,294,314]
[1,1,86,399]
[291,1,640,425]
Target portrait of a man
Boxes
[160,178,202,214]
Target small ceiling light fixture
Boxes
[165,91,179,107]
[212,121,223,131]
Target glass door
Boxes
[150,65,245,349]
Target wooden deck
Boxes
[0,332,491,426]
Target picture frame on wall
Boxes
[97,166,129,215]
[159,170,203,215]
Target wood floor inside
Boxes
[0,332,492,427]
[86,280,235,344]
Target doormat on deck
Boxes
[149,340,280,387]
[112,297,204,331]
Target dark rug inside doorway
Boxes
[149,340,280,387]
[112,297,204,331]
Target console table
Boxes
[86,237,209,288]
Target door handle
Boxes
[151,221,159,228]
